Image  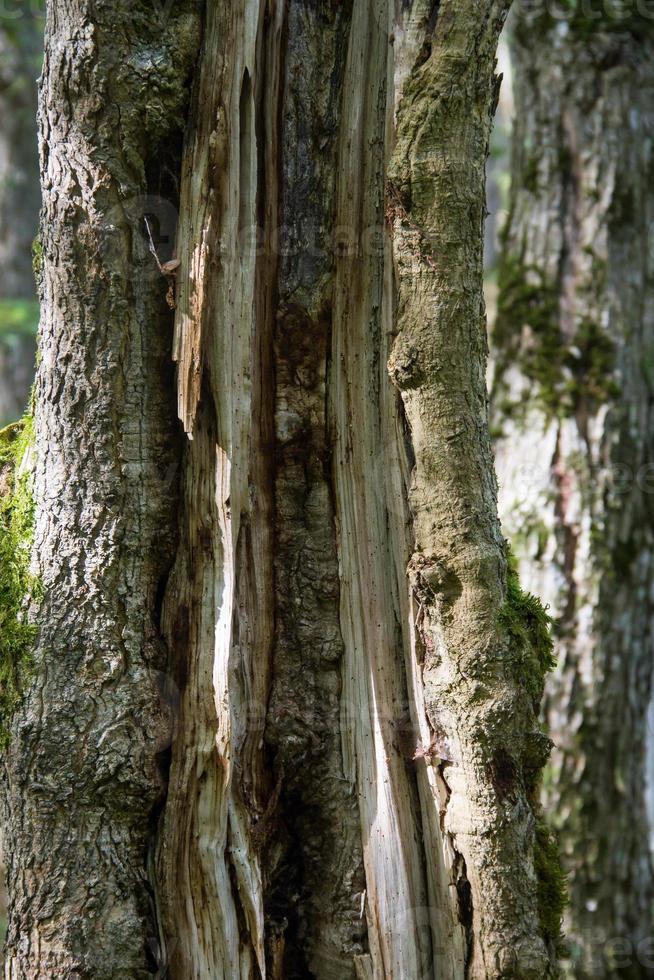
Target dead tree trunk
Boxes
[2,2,560,978]
[158,1,557,977]
[491,7,654,978]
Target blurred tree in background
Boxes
[491,5,654,977]
[0,3,43,425]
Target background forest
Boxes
[1,2,653,978]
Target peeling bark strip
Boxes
[491,9,654,977]
[4,0,557,978]
[1,1,201,977]
[156,4,275,976]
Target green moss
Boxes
[0,416,37,746]
[500,544,556,706]
[498,547,566,945]
[523,155,540,195]
[518,0,654,41]
[494,257,563,414]
[499,546,566,944]
[495,258,619,416]
[509,517,551,564]
[591,520,639,581]
[564,318,619,405]
[534,813,568,945]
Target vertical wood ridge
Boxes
[331,1,465,977]
[262,1,370,974]
[157,3,272,976]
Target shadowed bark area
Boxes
[491,8,654,978]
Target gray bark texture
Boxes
[2,1,560,978]
[2,1,201,976]
[491,7,654,978]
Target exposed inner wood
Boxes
[160,1,547,977]
[157,4,270,976]
[2,0,559,977]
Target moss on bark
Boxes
[498,546,567,948]
[0,416,36,744]
[494,257,618,417]
[533,814,568,947]
[500,544,556,707]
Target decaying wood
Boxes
[165,1,553,977]
[331,0,464,976]
[5,1,558,977]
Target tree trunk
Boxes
[1,2,201,976]
[3,1,559,978]
[491,9,654,978]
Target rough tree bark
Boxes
[2,1,560,978]
[491,7,654,978]
[1,2,201,976]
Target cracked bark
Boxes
[4,1,556,978]
[491,9,654,978]
[2,2,201,976]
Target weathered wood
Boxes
[165,1,555,977]
[5,1,558,977]
[331,0,465,975]
[156,4,272,976]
